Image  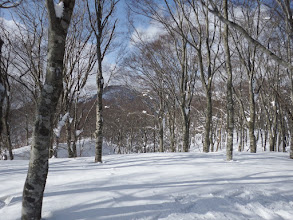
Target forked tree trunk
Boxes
[22,1,75,219]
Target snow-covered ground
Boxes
[1,144,293,219]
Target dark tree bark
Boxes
[0,38,4,136]
[21,1,75,219]
[158,92,164,152]
[2,87,13,160]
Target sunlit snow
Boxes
[0,141,293,220]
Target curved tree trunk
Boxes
[22,1,75,219]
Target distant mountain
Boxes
[103,85,139,102]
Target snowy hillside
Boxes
[1,150,293,219]
[12,139,115,160]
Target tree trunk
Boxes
[143,130,147,153]
[3,113,13,160]
[181,109,190,152]
[203,93,212,152]
[95,69,103,162]
[269,128,276,151]
[264,128,267,151]
[269,101,278,152]
[129,127,133,153]
[94,1,104,163]
[238,121,243,152]
[290,123,293,159]
[25,114,29,146]
[66,120,74,158]
[248,76,256,153]
[153,128,156,152]
[168,109,176,152]
[22,1,75,219]
[159,117,164,152]
[223,0,234,161]
[72,136,77,157]
[1,56,13,160]
[0,37,5,136]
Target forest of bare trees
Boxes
[0,0,293,219]
[0,0,292,160]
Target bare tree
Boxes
[125,36,169,153]
[0,0,22,142]
[1,0,48,105]
[222,0,233,161]
[86,0,119,163]
[229,1,264,153]
[58,1,96,158]
[22,1,75,219]
[0,38,14,159]
[201,0,293,158]
[178,0,223,153]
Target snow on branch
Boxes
[54,1,64,18]
[54,112,70,138]
[75,129,83,137]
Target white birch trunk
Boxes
[21,1,75,219]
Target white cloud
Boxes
[131,22,167,46]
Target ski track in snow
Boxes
[0,148,293,220]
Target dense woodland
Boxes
[0,0,293,219]
[1,0,292,159]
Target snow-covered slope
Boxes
[12,139,114,160]
[1,151,293,220]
